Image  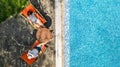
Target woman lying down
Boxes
[27,27,53,59]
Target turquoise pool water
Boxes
[69,0,120,67]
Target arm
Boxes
[37,38,53,47]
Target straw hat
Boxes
[36,28,52,43]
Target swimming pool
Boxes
[68,0,120,67]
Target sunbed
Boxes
[20,4,46,29]
[20,40,47,65]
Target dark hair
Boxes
[50,30,53,33]
[27,10,33,16]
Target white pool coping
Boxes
[55,0,63,67]
[55,0,70,67]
